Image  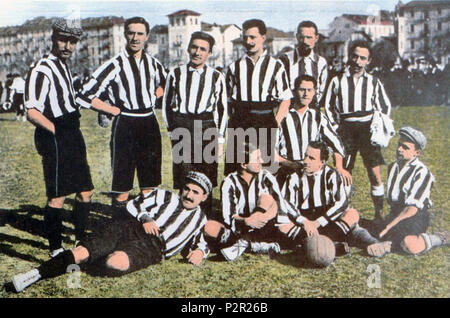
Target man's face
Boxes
[53,34,78,60]
[295,80,315,108]
[396,137,420,163]
[297,27,318,56]
[303,146,324,175]
[349,46,371,74]
[125,23,149,54]
[181,183,208,210]
[243,27,265,55]
[243,148,263,174]
[188,39,211,68]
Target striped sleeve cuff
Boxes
[295,216,306,225]
[317,216,329,227]
[218,136,225,144]
[75,95,93,109]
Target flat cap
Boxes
[185,171,213,195]
[52,18,83,39]
[399,126,427,150]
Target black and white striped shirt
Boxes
[282,165,348,227]
[276,107,345,161]
[24,53,78,119]
[221,169,293,233]
[76,49,166,114]
[226,50,292,103]
[162,64,228,139]
[279,49,328,102]
[127,188,209,259]
[386,158,434,211]
[324,68,391,127]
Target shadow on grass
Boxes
[0,242,43,264]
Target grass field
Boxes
[0,106,449,298]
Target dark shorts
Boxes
[338,121,385,172]
[12,93,24,115]
[170,113,218,189]
[35,112,94,199]
[110,114,162,192]
[81,219,164,275]
[380,207,430,251]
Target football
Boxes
[304,235,336,268]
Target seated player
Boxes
[204,142,299,261]
[369,127,448,256]
[281,140,391,257]
[8,171,212,293]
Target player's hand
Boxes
[187,249,204,266]
[243,212,267,229]
[379,227,390,239]
[302,219,320,237]
[218,143,225,158]
[155,87,164,99]
[337,167,353,187]
[143,221,160,236]
[111,106,121,117]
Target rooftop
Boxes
[167,10,201,17]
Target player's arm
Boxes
[379,205,418,238]
[187,232,209,266]
[275,98,291,126]
[90,97,121,116]
[27,108,55,134]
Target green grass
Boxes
[0,106,449,298]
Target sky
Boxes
[1,0,401,32]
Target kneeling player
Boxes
[8,171,212,293]
[204,143,299,261]
[370,127,448,256]
[282,141,391,259]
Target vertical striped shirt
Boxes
[282,165,348,227]
[324,68,391,128]
[279,49,328,102]
[226,50,292,103]
[76,49,167,113]
[386,158,434,210]
[276,107,345,161]
[127,188,209,259]
[24,53,78,119]
[221,169,294,233]
[162,64,228,139]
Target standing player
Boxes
[162,31,227,218]
[24,19,94,255]
[225,19,292,175]
[370,127,448,256]
[279,20,328,108]
[8,171,212,293]
[275,74,350,187]
[9,74,26,122]
[282,141,391,257]
[77,17,166,218]
[324,40,391,221]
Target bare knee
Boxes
[340,208,360,227]
[204,220,225,238]
[278,221,295,235]
[106,251,130,271]
[77,190,94,203]
[401,235,426,255]
[48,196,66,209]
[72,246,90,264]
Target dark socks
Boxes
[112,199,129,221]
[73,200,90,241]
[371,194,384,219]
[37,250,76,279]
[349,225,379,248]
[44,206,63,251]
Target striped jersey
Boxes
[24,53,78,119]
[386,158,434,210]
[76,49,166,113]
[127,188,209,259]
[282,165,348,227]
[226,50,292,103]
[279,49,328,102]
[221,169,294,233]
[162,64,228,138]
[276,107,345,161]
[324,68,391,127]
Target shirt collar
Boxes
[294,48,316,64]
[188,64,206,74]
[244,49,268,63]
[122,48,144,62]
[345,66,369,78]
[397,156,420,169]
[303,165,325,178]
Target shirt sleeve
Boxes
[374,78,391,117]
[317,58,328,103]
[24,68,50,113]
[214,73,228,143]
[274,61,293,101]
[276,122,288,159]
[317,170,348,227]
[324,76,340,130]
[162,70,176,132]
[404,168,435,210]
[189,230,210,259]
[221,178,238,231]
[319,112,345,158]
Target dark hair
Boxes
[125,17,150,35]
[242,19,266,35]
[349,40,372,58]
[294,74,317,91]
[189,31,215,53]
[297,20,318,35]
[308,141,329,162]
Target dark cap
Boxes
[399,126,427,150]
[52,18,83,39]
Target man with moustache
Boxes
[24,18,94,256]
[163,32,228,218]
[77,17,166,219]
[324,40,391,221]
[280,21,328,108]
[9,171,212,293]
[225,19,292,175]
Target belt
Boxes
[120,111,154,117]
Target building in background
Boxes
[395,0,450,68]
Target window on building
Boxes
[345,23,350,28]
[195,18,198,25]
[410,40,415,49]
[182,17,185,25]
[438,8,441,15]
[438,22,442,31]
[424,23,429,34]
[410,24,414,33]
